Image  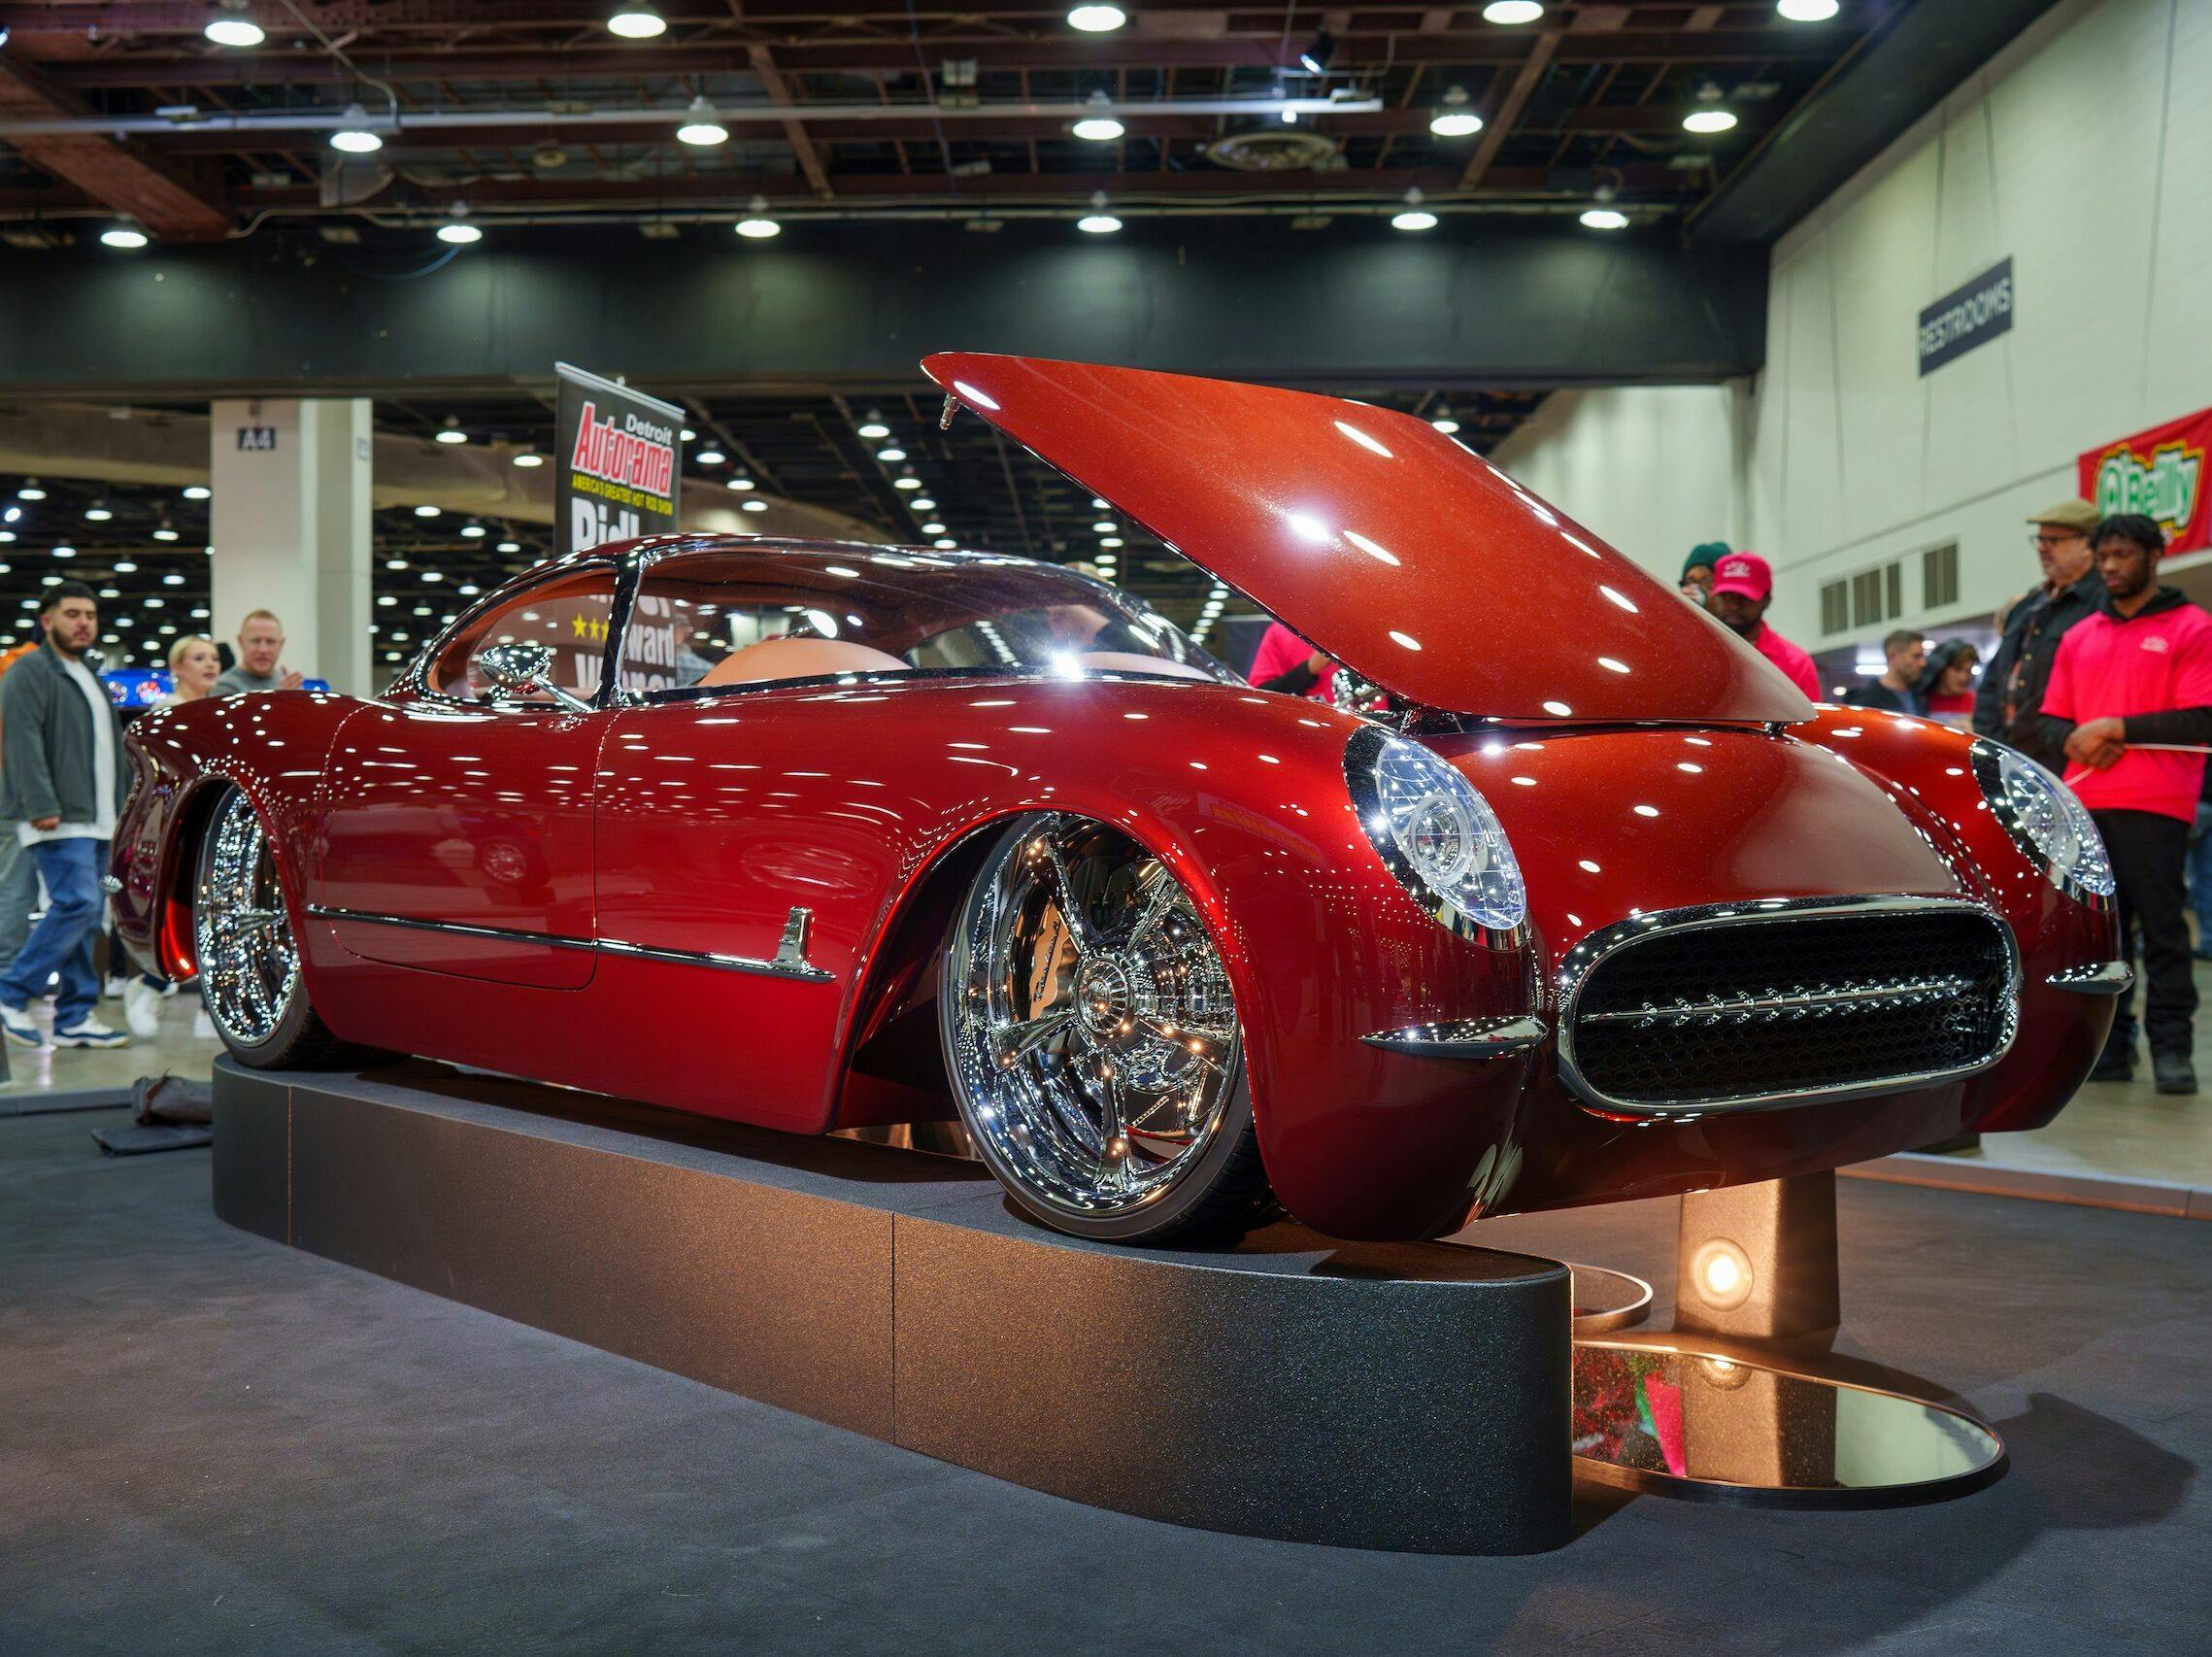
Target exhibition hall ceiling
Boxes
[0,2,1897,240]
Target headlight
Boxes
[1970,739,2115,901]
[1346,727,1527,936]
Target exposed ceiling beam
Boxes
[747,45,833,201]
[0,51,230,238]
[1458,27,1559,191]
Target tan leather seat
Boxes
[698,634,909,688]
[1078,650,1215,682]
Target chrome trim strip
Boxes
[307,902,834,983]
[1360,1015,1548,1059]
[1555,895,2022,1119]
[2047,961,2133,996]
[1580,974,1979,1028]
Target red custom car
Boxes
[113,355,2125,1244]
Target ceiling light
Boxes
[512,449,544,468]
[385,558,409,570]
[100,225,149,250]
[376,594,397,608]
[17,484,46,501]
[424,570,446,581]
[203,9,265,49]
[459,583,483,596]
[113,559,137,573]
[876,447,907,463]
[676,96,728,147]
[1092,520,1118,533]
[1777,0,1840,18]
[181,486,208,500]
[892,473,922,490]
[1430,88,1484,139]
[1482,1,1544,22]
[1580,207,1629,230]
[607,4,667,40]
[1067,5,1126,31]
[437,220,483,245]
[330,106,384,153]
[494,542,519,555]
[740,498,768,513]
[435,417,468,444]
[460,524,486,538]
[856,413,889,439]
[52,544,74,557]
[725,477,754,490]
[1431,416,1460,434]
[1298,29,1336,74]
[1684,86,1738,134]
[1073,116,1124,142]
[694,448,726,465]
[1098,537,1123,549]
[736,196,780,238]
[84,502,112,522]
[921,522,946,535]
[1078,211,1121,234]
[1392,207,1437,231]
[414,504,441,518]
[933,538,959,549]
[162,572,184,586]
[910,496,937,511]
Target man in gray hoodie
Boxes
[0,582,130,1048]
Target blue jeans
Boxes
[0,838,107,1029]
[2190,802,2212,951]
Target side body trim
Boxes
[1359,1015,1549,1059]
[306,902,835,984]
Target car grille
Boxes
[1561,902,2016,1112]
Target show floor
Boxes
[4,1096,2205,1653]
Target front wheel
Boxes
[940,813,1274,1244]
[194,790,370,1069]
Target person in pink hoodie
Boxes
[1704,552,1822,700]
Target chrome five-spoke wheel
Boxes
[942,813,1273,1242]
[193,790,358,1068]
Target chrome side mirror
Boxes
[474,642,590,713]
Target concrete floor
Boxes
[3,1091,2207,1654]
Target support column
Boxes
[209,398,372,697]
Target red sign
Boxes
[2079,407,2210,555]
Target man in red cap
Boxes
[1705,552,1822,699]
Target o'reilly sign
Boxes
[1917,258,2014,376]
[553,361,685,556]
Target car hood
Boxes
[922,353,1813,726]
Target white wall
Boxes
[1488,382,1750,591]
[1493,0,2212,649]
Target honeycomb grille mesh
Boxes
[1567,908,2013,1109]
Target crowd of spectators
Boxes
[0,596,305,1053]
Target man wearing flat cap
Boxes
[1972,498,2104,770]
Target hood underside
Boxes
[922,353,1813,726]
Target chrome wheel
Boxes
[945,813,1246,1226]
[195,792,301,1051]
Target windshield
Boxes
[619,544,1231,698]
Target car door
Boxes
[316,563,618,990]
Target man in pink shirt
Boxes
[1247,620,1338,700]
[2040,513,2212,1093]
[1704,552,1823,700]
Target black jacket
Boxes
[1973,571,2104,770]
[0,641,130,827]
[1842,680,1923,716]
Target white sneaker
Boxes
[52,1017,129,1049]
[122,978,162,1040]
[0,1000,40,1048]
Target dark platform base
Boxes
[211,1057,1574,1555]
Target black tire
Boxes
[192,790,383,1070]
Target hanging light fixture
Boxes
[607,4,668,40]
[735,195,781,238]
[436,203,482,244]
[1683,84,1738,134]
[329,104,384,153]
[1072,91,1124,143]
[203,4,265,48]
[435,417,469,445]
[1066,5,1127,32]
[676,95,729,147]
[1429,86,1484,138]
[1776,0,1840,19]
[1391,188,1438,231]
[1482,1,1544,22]
[100,224,149,250]
[1077,188,1122,234]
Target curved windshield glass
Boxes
[618,545,1229,698]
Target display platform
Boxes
[211,1057,1574,1556]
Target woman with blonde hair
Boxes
[156,635,221,707]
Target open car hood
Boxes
[922,354,1814,726]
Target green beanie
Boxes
[1684,541,1730,579]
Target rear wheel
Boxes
[941,813,1274,1243]
[194,790,366,1069]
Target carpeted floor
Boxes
[2,1103,2205,1655]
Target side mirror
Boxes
[474,642,590,713]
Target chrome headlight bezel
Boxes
[1969,738,2116,904]
[1345,726,1528,940]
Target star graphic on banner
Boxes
[571,615,589,639]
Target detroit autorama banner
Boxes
[553,361,685,558]
[2080,406,2209,557]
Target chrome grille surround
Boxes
[1555,895,2021,1118]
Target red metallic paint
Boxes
[922,352,1813,727]
[113,548,2116,1240]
